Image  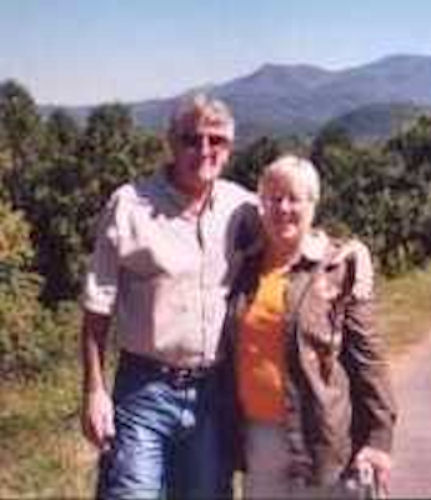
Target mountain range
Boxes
[50,54,431,145]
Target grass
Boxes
[376,264,431,355]
[1,265,431,498]
[0,365,97,499]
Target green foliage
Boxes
[0,266,80,377]
[23,156,88,301]
[0,80,41,162]
[0,202,79,378]
[2,78,431,375]
[0,202,33,265]
[78,104,166,201]
[0,95,167,302]
[77,104,166,237]
[386,115,431,167]
[42,108,80,160]
[226,136,283,190]
[312,118,431,274]
[0,80,43,207]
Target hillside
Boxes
[41,54,431,145]
[325,102,431,144]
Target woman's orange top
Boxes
[237,266,288,422]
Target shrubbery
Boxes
[0,201,80,378]
[2,79,431,378]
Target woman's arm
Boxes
[342,241,397,492]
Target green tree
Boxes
[226,136,282,190]
[0,201,80,379]
[43,108,80,160]
[0,80,42,207]
[312,118,431,274]
[77,104,167,252]
[385,115,431,265]
[23,156,85,302]
[0,202,42,377]
[78,103,165,217]
[26,104,166,302]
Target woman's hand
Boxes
[353,445,392,497]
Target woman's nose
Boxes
[279,197,293,212]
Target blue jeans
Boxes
[96,354,234,499]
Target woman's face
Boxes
[260,173,315,249]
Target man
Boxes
[80,94,256,499]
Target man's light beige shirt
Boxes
[83,168,256,367]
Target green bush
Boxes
[0,283,80,379]
[0,201,81,378]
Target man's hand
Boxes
[80,311,113,450]
[353,445,392,496]
[81,387,115,450]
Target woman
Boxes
[228,155,396,498]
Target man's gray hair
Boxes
[169,93,235,140]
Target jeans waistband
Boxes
[119,350,223,388]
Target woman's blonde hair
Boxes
[258,154,320,203]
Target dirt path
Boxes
[389,334,431,498]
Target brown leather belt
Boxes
[119,350,222,388]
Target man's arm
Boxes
[80,191,122,449]
[81,310,115,450]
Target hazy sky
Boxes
[1,0,431,105]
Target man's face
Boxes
[170,119,233,196]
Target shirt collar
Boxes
[155,165,216,215]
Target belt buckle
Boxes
[162,363,210,388]
[175,367,193,386]
[162,366,192,388]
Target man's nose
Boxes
[197,136,212,155]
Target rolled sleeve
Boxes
[82,198,120,316]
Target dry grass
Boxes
[1,266,431,497]
[376,264,431,355]
[0,366,97,499]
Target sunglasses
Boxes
[179,133,231,149]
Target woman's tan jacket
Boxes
[224,230,397,484]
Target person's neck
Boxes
[185,189,211,217]
[263,238,302,271]
[170,172,212,217]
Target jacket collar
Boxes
[299,229,330,264]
